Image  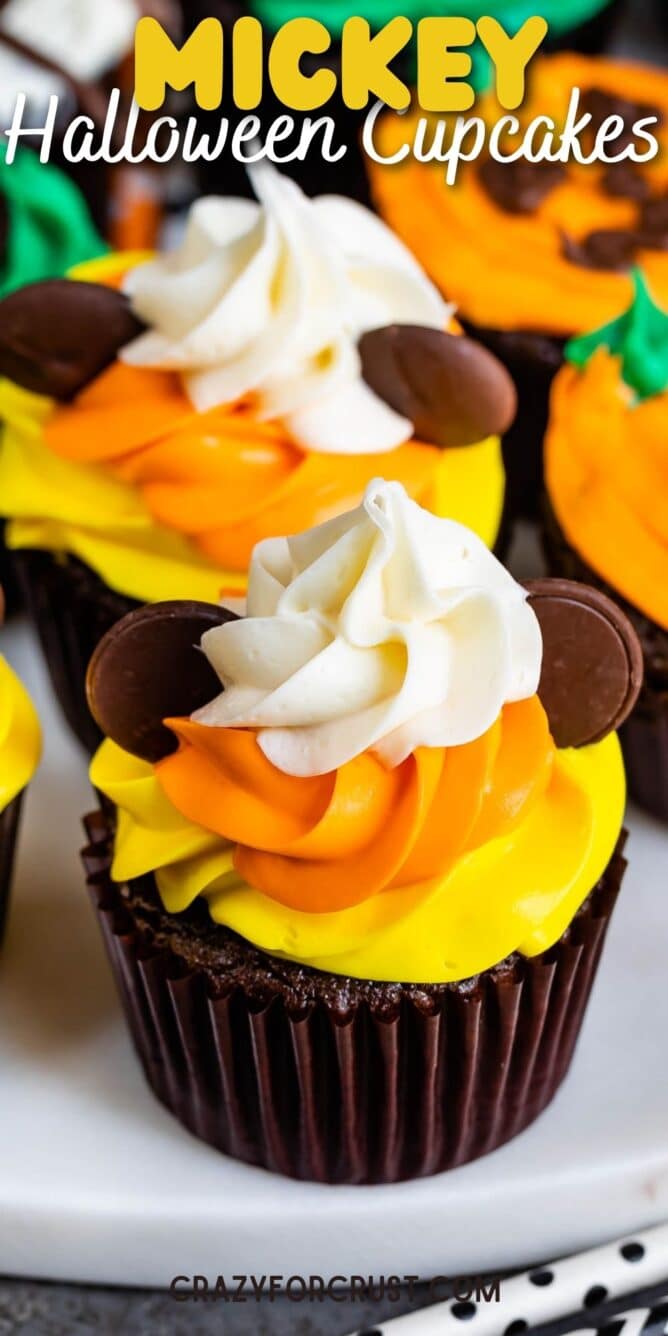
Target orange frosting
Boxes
[545,348,668,629]
[45,361,445,572]
[155,696,555,914]
[370,55,668,336]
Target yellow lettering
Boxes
[417,18,476,113]
[233,16,263,111]
[134,17,223,112]
[269,18,336,112]
[477,15,548,110]
[341,17,412,112]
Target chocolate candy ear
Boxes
[525,579,643,749]
[359,325,517,448]
[0,279,144,400]
[86,601,238,763]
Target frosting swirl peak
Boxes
[194,480,543,775]
[122,165,452,454]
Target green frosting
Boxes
[566,271,668,402]
[0,145,106,299]
[250,1,612,89]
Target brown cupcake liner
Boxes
[82,807,627,1185]
[0,794,23,947]
[15,549,138,754]
[542,500,668,822]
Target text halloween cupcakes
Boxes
[544,272,668,822]
[83,480,640,1183]
[370,53,668,516]
[0,165,514,751]
[0,589,41,945]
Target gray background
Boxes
[1,0,667,1331]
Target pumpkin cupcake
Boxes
[370,53,668,517]
[544,271,668,823]
[0,588,41,945]
[83,479,640,1183]
[0,164,514,751]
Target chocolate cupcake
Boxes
[0,588,41,945]
[543,271,668,822]
[83,480,640,1183]
[0,165,514,751]
[370,54,668,517]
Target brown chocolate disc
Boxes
[87,601,238,763]
[359,325,517,448]
[0,279,145,400]
[524,579,643,749]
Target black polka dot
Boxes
[505,1322,528,1335]
[452,1300,477,1320]
[584,1285,609,1308]
[529,1269,554,1287]
[620,1240,645,1262]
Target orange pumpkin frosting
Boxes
[545,348,668,630]
[155,697,555,914]
[370,54,668,336]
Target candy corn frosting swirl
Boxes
[0,655,41,815]
[371,54,668,337]
[0,169,505,605]
[93,482,625,983]
[546,274,668,630]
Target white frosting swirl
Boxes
[1,0,138,83]
[195,480,543,776]
[122,164,452,454]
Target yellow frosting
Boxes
[0,656,41,813]
[0,251,505,604]
[0,375,505,603]
[91,731,625,984]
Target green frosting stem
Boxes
[566,271,668,402]
[0,144,106,299]
[250,0,612,88]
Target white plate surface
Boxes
[1,616,667,1290]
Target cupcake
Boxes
[0,0,180,244]
[370,53,668,517]
[0,588,41,945]
[83,479,641,1183]
[543,270,668,823]
[0,143,106,612]
[0,164,514,752]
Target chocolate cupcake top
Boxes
[89,480,640,983]
[371,54,668,337]
[0,588,41,813]
[0,164,512,607]
[546,270,668,630]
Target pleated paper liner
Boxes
[82,808,627,1185]
[542,501,668,823]
[0,794,23,947]
[15,550,138,755]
